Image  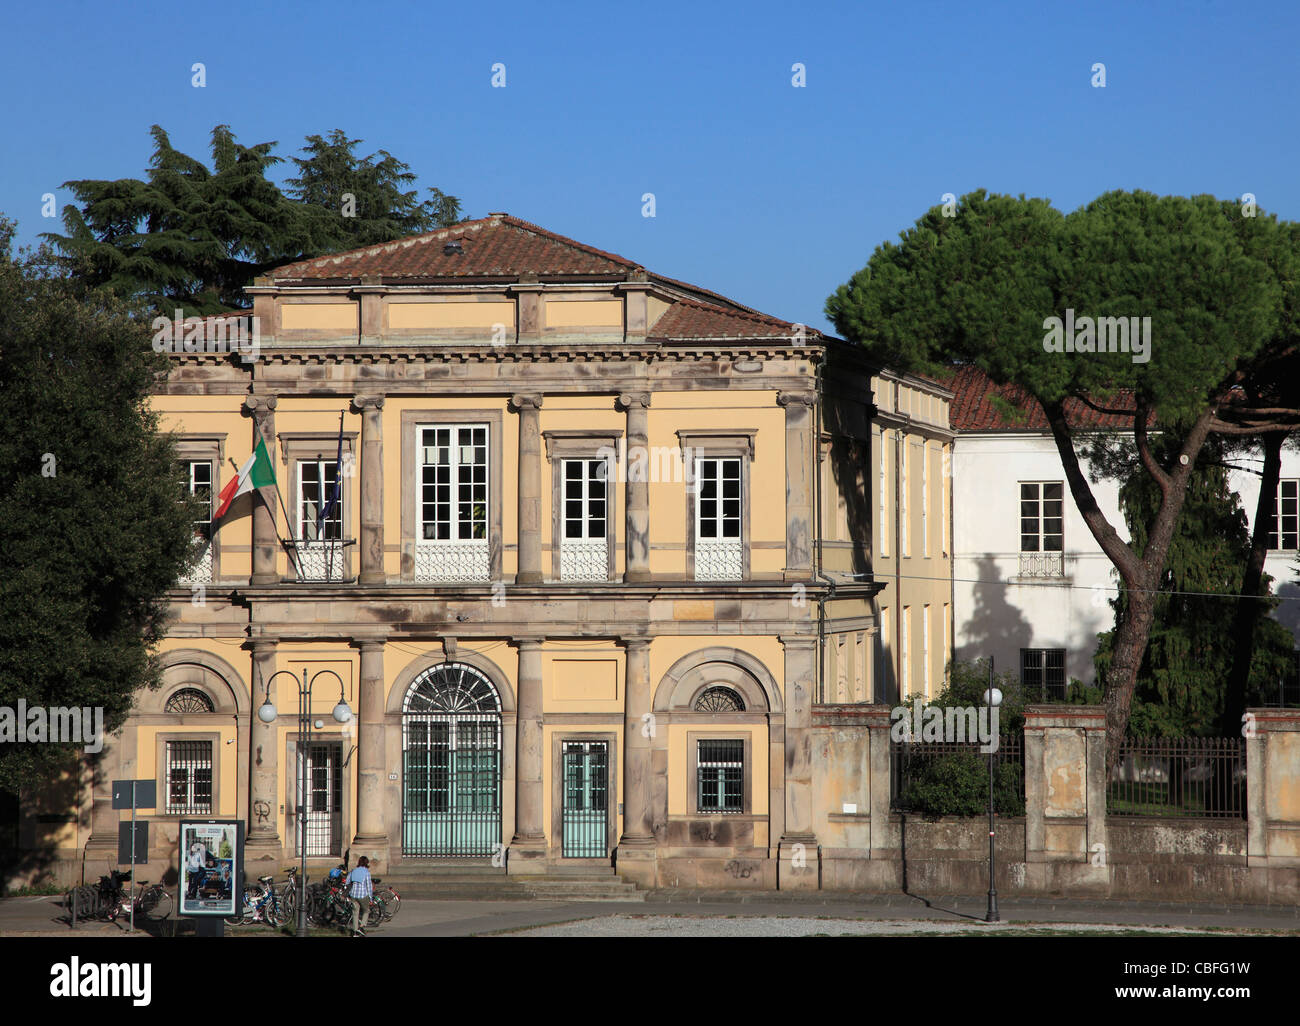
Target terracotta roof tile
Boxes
[648,297,806,341]
[270,214,641,281]
[943,365,1148,431]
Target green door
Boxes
[562,741,608,858]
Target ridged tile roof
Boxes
[944,365,1147,431]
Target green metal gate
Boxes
[562,741,608,858]
[402,663,502,856]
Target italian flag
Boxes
[215,436,276,519]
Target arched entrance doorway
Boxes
[402,662,502,856]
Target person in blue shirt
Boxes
[345,856,373,937]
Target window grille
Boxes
[165,740,213,815]
[1021,648,1067,701]
[694,687,745,712]
[697,739,744,813]
[165,688,215,714]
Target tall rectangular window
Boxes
[899,438,909,557]
[878,430,889,557]
[165,740,213,815]
[1021,648,1066,701]
[921,443,930,558]
[877,606,890,702]
[902,605,912,696]
[298,459,342,542]
[1020,482,1064,552]
[185,460,213,541]
[416,423,490,581]
[923,603,931,695]
[942,446,951,555]
[1269,480,1299,550]
[943,603,951,681]
[695,456,743,580]
[697,739,744,813]
[561,458,608,580]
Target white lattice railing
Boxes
[560,539,608,581]
[695,539,743,581]
[294,541,349,582]
[1018,551,1065,578]
[415,541,491,582]
[177,543,213,586]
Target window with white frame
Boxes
[418,423,490,580]
[1019,481,1064,577]
[923,603,931,695]
[878,429,889,557]
[899,438,909,556]
[902,605,911,695]
[921,442,930,557]
[1269,480,1299,551]
[180,460,213,583]
[165,739,213,815]
[561,458,609,580]
[695,456,743,580]
[942,446,950,555]
[296,458,346,581]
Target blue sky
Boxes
[2,0,1296,333]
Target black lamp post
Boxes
[983,657,1003,924]
[258,668,352,937]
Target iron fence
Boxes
[1107,737,1245,819]
[890,733,1025,813]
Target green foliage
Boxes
[932,657,1025,731]
[0,217,197,791]
[898,751,1024,818]
[285,129,462,250]
[42,125,461,317]
[1092,436,1295,736]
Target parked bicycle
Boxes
[366,879,401,927]
[225,874,288,927]
[68,868,170,923]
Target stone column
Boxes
[244,394,279,585]
[779,634,819,889]
[1247,707,1300,878]
[351,395,386,585]
[245,636,282,861]
[351,637,389,871]
[777,391,815,581]
[617,638,656,885]
[617,393,651,582]
[510,639,547,870]
[510,394,544,584]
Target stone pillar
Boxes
[777,391,815,581]
[618,638,656,886]
[1023,705,1107,894]
[1247,707,1300,894]
[508,639,547,871]
[778,634,819,889]
[351,395,386,585]
[84,742,121,866]
[863,704,898,858]
[351,637,389,871]
[244,394,279,585]
[245,636,282,862]
[617,393,651,582]
[510,394,544,584]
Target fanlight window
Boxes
[404,663,501,714]
[693,686,745,712]
[165,688,215,714]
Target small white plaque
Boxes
[842,803,857,814]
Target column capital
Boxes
[351,393,386,413]
[777,390,816,409]
[245,631,280,654]
[350,635,388,653]
[509,393,544,412]
[243,394,278,416]
[778,633,818,651]
[510,637,545,652]
[616,392,652,411]
[617,637,652,652]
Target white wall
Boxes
[953,433,1300,689]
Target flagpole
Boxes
[254,425,306,581]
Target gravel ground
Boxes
[503,914,1248,937]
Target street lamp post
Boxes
[983,657,1002,924]
[258,668,352,937]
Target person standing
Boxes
[345,855,372,937]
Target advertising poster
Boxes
[178,820,241,917]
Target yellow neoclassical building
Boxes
[11,215,951,891]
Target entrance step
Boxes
[379,861,643,901]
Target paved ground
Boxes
[4,891,1298,937]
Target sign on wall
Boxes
[178,819,243,918]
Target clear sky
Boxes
[2,0,1296,333]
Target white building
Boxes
[947,366,1300,700]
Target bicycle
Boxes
[277,866,301,922]
[366,879,400,927]
[225,875,288,928]
[116,878,172,922]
